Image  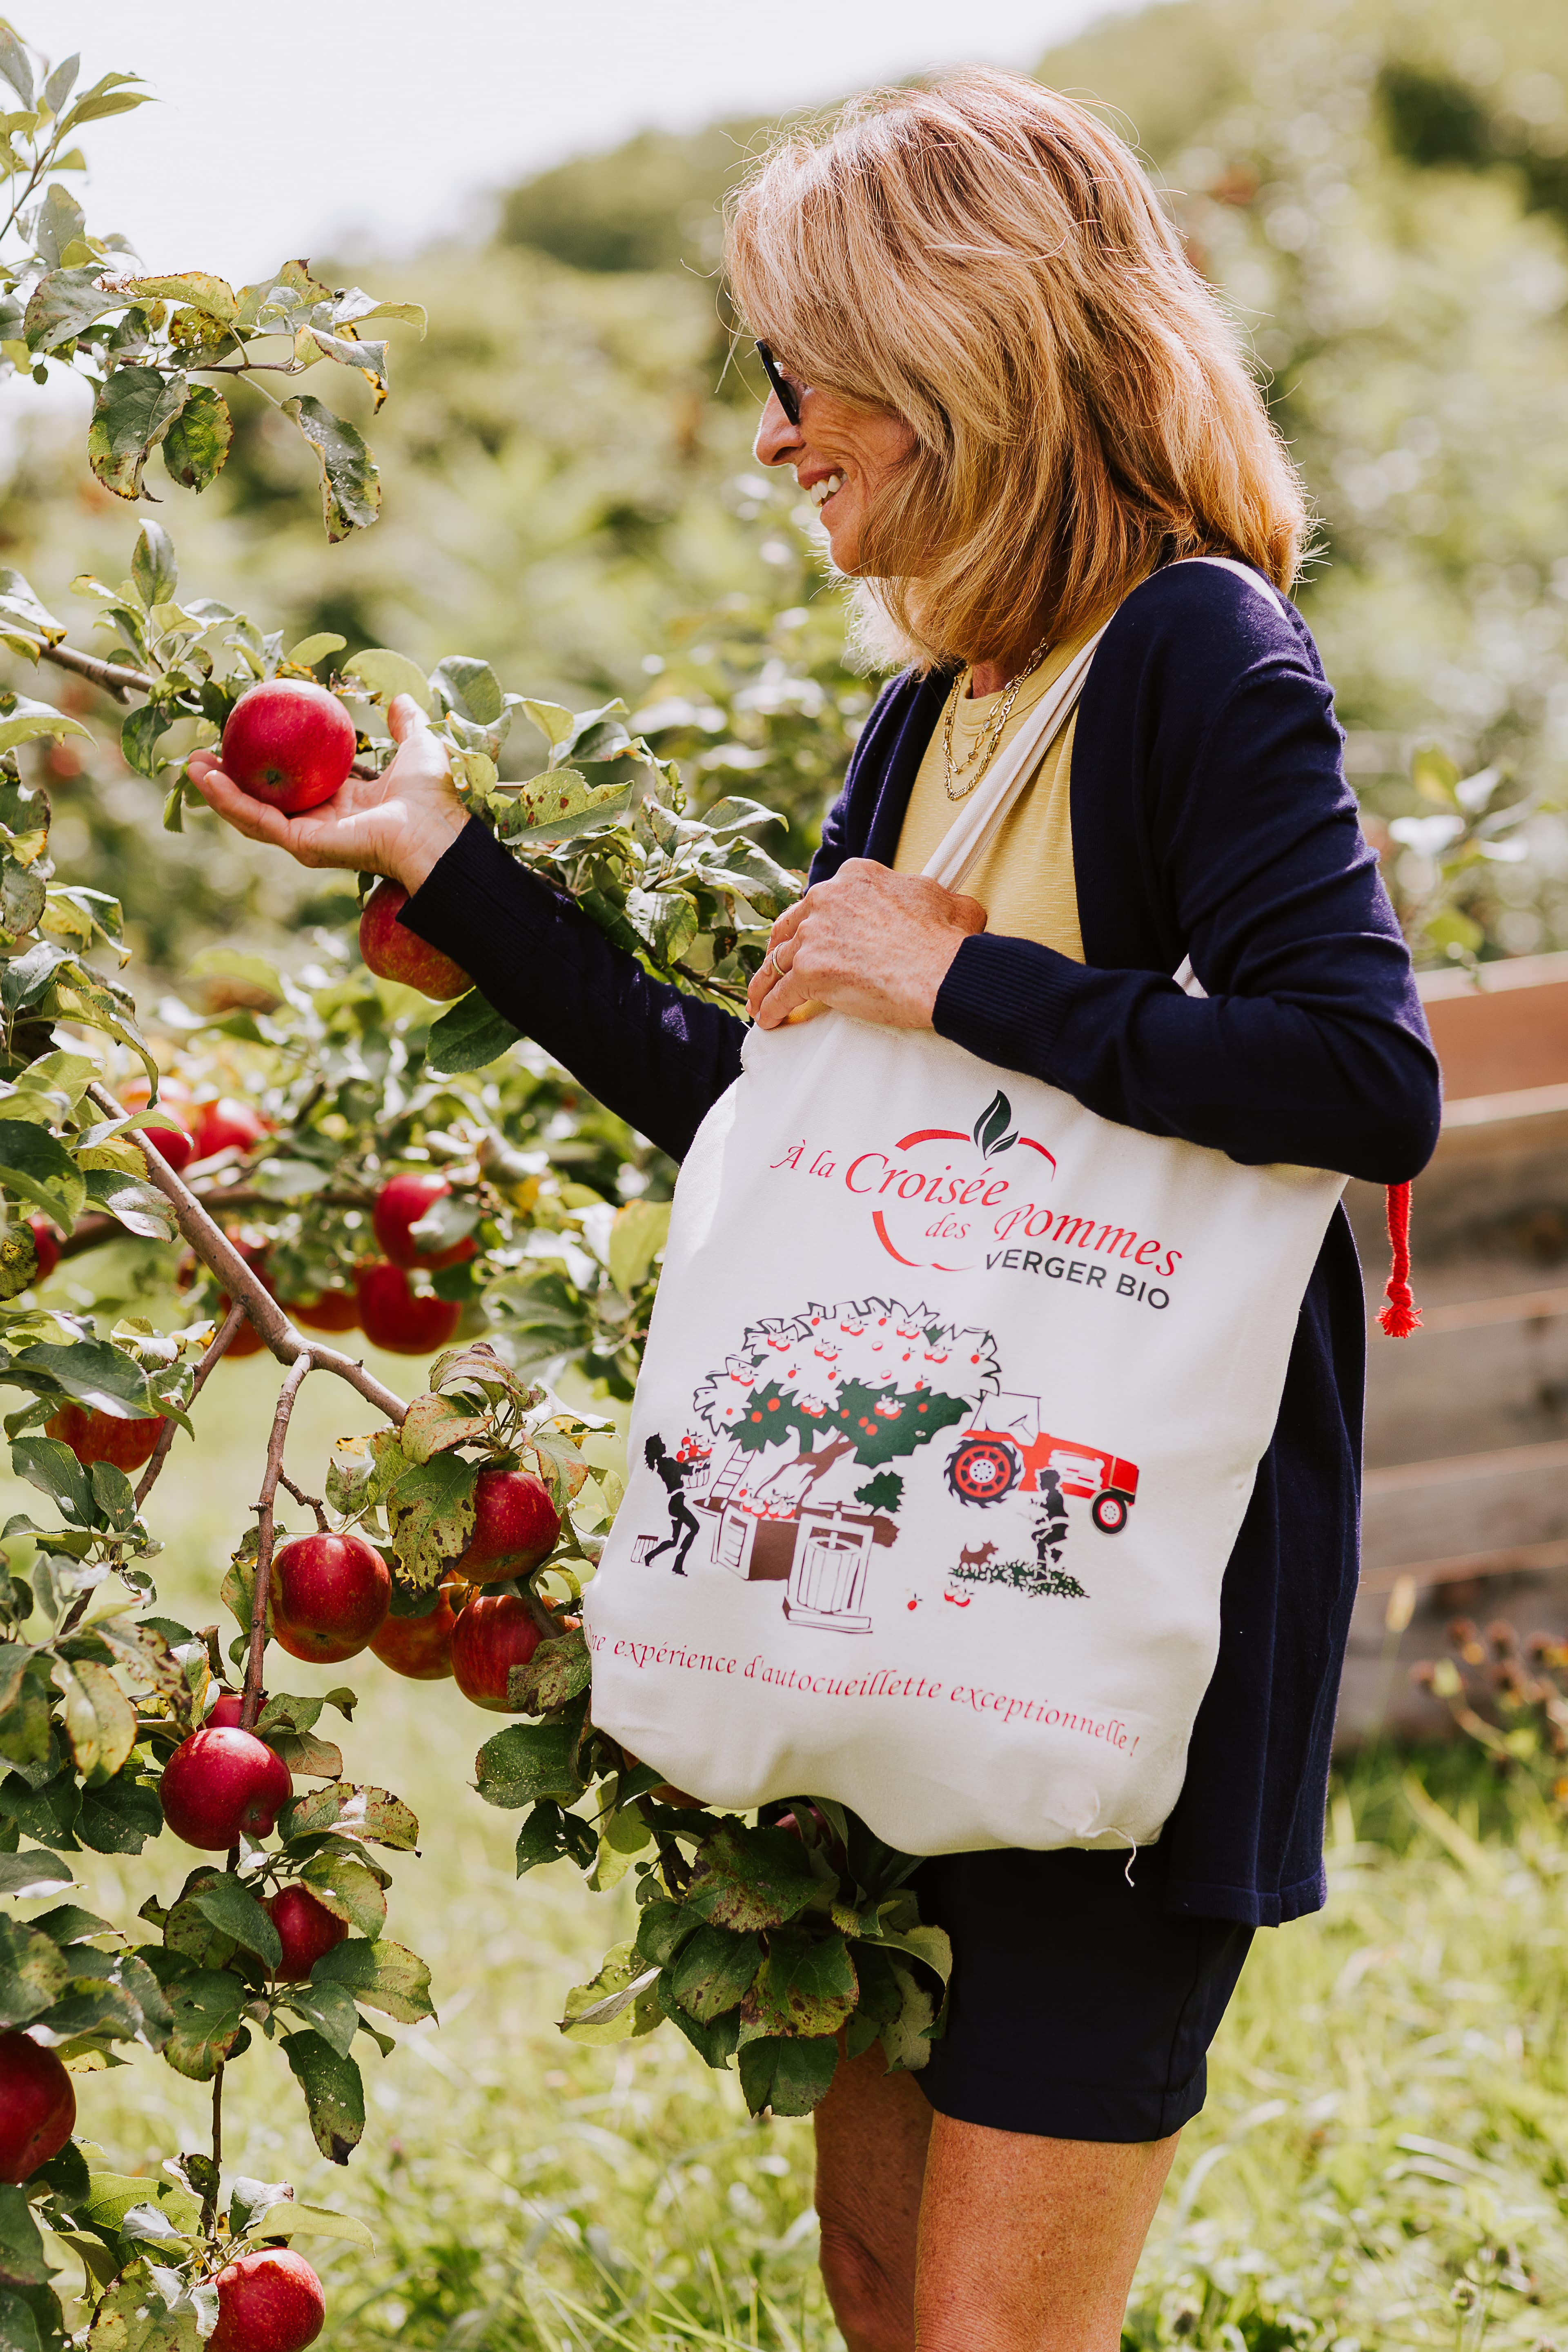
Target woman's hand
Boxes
[747,859,987,1030]
[186,693,467,893]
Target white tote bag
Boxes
[586,604,1346,1855]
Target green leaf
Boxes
[83,2175,201,2238]
[130,523,178,608]
[54,1660,136,1784]
[12,1340,151,1418]
[9,1437,92,1526]
[0,1915,70,2027]
[506,1626,590,1716]
[430,656,503,727]
[278,1782,419,1851]
[283,1978,359,2059]
[873,1955,940,2074]
[0,1122,85,1228]
[250,2201,373,2249]
[341,648,431,714]
[0,572,64,654]
[162,1967,247,2080]
[189,1875,281,1972]
[119,272,238,324]
[282,396,380,540]
[519,698,574,748]
[744,1927,858,2040]
[385,1452,479,1586]
[474,1717,586,1810]
[397,1391,489,1468]
[507,770,635,845]
[607,1198,670,1295]
[683,1822,824,1933]
[669,1925,763,2025]
[0,1851,71,1899]
[284,633,346,668]
[81,2256,198,2352]
[0,30,32,105]
[281,2028,364,2164]
[312,1936,433,2023]
[21,263,121,355]
[736,2032,838,2117]
[0,2188,47,2290]
[81,1169,178,1242]
[297,1853,386,1938]
[87,369,191,501]
[425,991,522,1077]
[633,1898,701,1970]
[560,1942,662,2045]
[76,1769,161,1855]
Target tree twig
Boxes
[278,1470,329,1532]
[132,1301,249,1509]
[242,1355,310,1730]
[204,2065,224,2236]
[29,638,156,705]
[87,1082,407,1428]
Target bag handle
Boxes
[921,626,1108,892]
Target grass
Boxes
[17,1348,1568,2348]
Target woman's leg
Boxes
[913,2115,1179,2352]
[813,2042,932,2352]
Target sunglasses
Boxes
[755,341,802,427]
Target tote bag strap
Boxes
[921,626,1109,892]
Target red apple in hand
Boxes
[209,2249,325,2352]
[0,2031,75,2183]
[372,1172,476,1270]
[452,1592,544,1711]
[45,1403,164,1472]
[272,1532,390,1664]
[160,1727,292,1850]
[192,1097,270,1161]
[455,1468,560,1582]
[220,679,356,816]
[355,1262,461,1355]
[266,1884,349,1979]
[359,880,470,1000]
[370,1575,461,1679]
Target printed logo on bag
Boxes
[624,1293,1140,1639]
[770,1087,1181,1301]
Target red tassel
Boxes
[1378,1180,1421,1338]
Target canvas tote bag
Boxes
[585,578,1347,1855]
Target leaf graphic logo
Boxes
[973,1090,1018,1157]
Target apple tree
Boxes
[0,27,953,2350]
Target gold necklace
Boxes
[941,635,1052,801]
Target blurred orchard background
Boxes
[16,0,1568,2344]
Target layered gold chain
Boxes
[941,635,1052,801]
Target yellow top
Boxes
[892,631,1098,964]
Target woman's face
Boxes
[753,362,917,574]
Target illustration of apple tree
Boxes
[690,1298,1002,1514]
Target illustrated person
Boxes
[190,67,1441,2352]
[641,1434,699,1575]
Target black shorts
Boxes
[910,1840,1253,2141]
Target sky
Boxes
[47,0,1154,281]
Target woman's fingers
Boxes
[186,758,301,850]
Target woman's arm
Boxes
[399,820,745,1161]
[187,695,745,1162]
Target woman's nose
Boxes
[754,392,803,469]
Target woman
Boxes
[192,69,1441,2352]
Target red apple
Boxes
[354,1262,461,1356]
[454,1468,560,1583]
[27,1221,60,1283]
[289,1288,359,1333]
[265,1884,349,1980]
[370,1577,461,1679]
[210,2248,325,2352]
[138,1113,196,1174]
[359,880,470,1000]
[207,1692,249,1728]
[371,1172,476,1271]
[159,1727,292,1850]
[220,679,356,816]
[192,1098,270,1162]
[0,2031,75,2183]
[452,1592,544,1712]
[272,1532,390,1664]
[45,1403,164,1473]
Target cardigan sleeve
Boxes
[398,817,745,1162]
[931,569,1442,1185]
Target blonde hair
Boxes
[725,68,1311,673]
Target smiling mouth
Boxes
[807,472,844,510]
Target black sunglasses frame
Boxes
[755,341,802,427]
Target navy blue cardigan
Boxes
[403,561,1441,1926]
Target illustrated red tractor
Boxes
[946,1392,1139,1531]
